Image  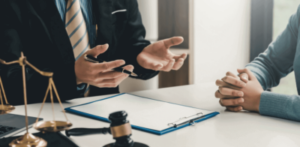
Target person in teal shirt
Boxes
[215,5,300,121]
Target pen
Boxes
[84,54,138,77]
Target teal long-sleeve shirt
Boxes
[246,5,300,121]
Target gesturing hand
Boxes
[75,44,134,88]
[137,36,187,72]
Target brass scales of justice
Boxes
[0,52,72,147]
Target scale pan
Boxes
[9,132,47,147]
[104,142,149,147]
[34,121,72,132]
[0,105,15,115]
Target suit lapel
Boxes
[28,0,114,64]
[46,0,75,64]
[93,0,113,46]
[27,0,74,65]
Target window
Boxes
[272,0,300,95]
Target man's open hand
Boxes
[75,44,133,88]
[137,36,187,72]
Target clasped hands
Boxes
[75,36,187,88]
[215,69,264,112]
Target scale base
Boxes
[34,121,72,132]
[0,105,15,115]
[103,142,149,147]
[9,132,47,147]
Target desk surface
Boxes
[10,83,300,147]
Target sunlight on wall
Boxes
[193,0,251,84]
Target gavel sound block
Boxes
[65,111,149,147]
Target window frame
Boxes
[250,0,274,61]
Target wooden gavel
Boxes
[65,111,149,147]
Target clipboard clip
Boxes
[168,112,203,128]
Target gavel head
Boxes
[105,111,149,147]
[66,111,148,147]
[109,111,129,128]
[107,111,134,147]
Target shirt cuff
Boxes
[77,83,87,91]
[259,91,288,118]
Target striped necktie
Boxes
[65,0,90,96]
[65,0,90,61]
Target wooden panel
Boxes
[158,0,189,49]
[159,56,189,88]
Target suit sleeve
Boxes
[245,6,300,121]
[115,0,159,80]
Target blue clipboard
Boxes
[65,93,219,135]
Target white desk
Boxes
[11,83,300,147]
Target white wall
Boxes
[193,0,251,84]
[137,0,158,41]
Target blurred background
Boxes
[120,0,300,95]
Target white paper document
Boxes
[71,94,215,131]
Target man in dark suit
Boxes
[0,0,187,105]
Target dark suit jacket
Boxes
[0,0,158,105]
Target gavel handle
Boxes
[66,127,111,137]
